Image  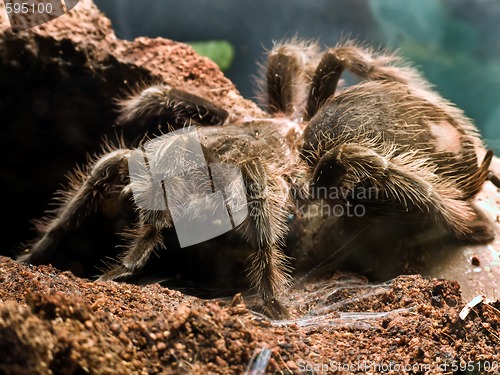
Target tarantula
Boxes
[18,40,499,319]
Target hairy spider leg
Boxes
[488,170,500,189]
[305,50,345,120]
[117,84,229,127]
[304,44,426,120]
[311,144,494,243]
[18,149,131,265]
[266,42,315,116]
[116,84,229,144]
[238,158,292,319]
[99,215,168,282]
[456,149,495,199]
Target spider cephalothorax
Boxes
[19,40,499,319]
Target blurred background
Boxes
[94,0,500,151]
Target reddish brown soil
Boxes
[1,256,499,374]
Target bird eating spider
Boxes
[18,40,500,319]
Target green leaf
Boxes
[188,40,235,71]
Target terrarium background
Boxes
[95,0,500,152]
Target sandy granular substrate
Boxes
[1,256,499,374]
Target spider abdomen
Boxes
[302,80,487,196]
